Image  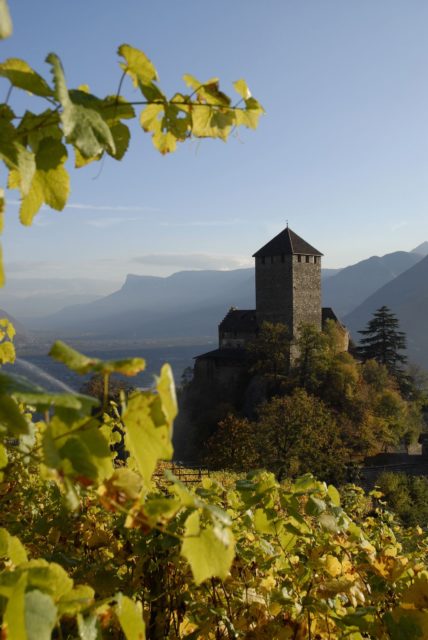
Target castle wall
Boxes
[255,254,293,331]
[292,255,322,337]
[255,254,322,339]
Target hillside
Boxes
[344,255,428,367]
[323,251,421,318]
[31,269,256,338]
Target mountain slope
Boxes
[32,269,256,336]
[344,255,428,367]
[322,251,421,318]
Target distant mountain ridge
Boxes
[344,255,428,367]
[323,251,421,318]
[25,248,425,344]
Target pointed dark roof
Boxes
[253,226,323,258]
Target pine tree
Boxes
[358,306,407,376]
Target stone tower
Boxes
[253,226,323,340]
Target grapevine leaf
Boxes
[13,391,98,415]
[4,574,27,640]
[46,53,115,158]
[234,97,265,129]
[191,104,234,140]
[115,593,146,640]
[24,559,74,599]
[9,137,69,226]
[183,75,231,106]
[152,129,177,154]
[25,590,57,640]
[109,121,130,160]
[181,511,235,585]
[1,121,36,197]
[43,416,112,482]
[16,110,62,151]
[233,78,251,100]
[327,484,341,507]
[0,394,31,436]
[140,104,163,133]
[253,508,277,535]
[156,363,177,429]
[118,44,158,86]
[0,58,52,97]
[305,496,326,516]
[59,585,94,616]
[0,443,7,470]
[0,0,12,39]
[49,341,145,376]
[123,391,173,486]
[0,528,28,564]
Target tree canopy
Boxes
[358,306,407,377]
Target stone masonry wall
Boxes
[292,255,322,338]
[255,254,293,331]
[255,254,322,339]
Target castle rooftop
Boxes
[253,226,323,258]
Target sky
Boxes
[1,0,428,290]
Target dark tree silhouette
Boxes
[358,306,407,377]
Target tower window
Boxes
[306,255,310,263]
[297,255,302,263]
[314,256,318,264]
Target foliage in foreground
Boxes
[0,37,264,285]
[0,326,428,638]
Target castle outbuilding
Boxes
[194,225,348,384]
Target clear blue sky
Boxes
[2,0,428,285]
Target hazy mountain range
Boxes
[2,241,428,366]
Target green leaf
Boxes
[116,593,146,640]
[181,510,235,585]
[0,442,7,470]
[253,508,277,535]
[46,53,115,158]
[123,391,173,486]
[13,390,98,416]
[305,496,326,516]
[0,0,12,39]
[140,104,163,133]
[49,341,145,376]
[0,58,52,97]
[25,590,57,640]
[59,585,94,616]
[0,528,28,564]
[43,416,112,482]
[9,137,69,226]
[0,394,31,436]
[327,484,341,507]
[191,104,234,140]
[233,79,251,100]
[4,574,27,640]
[156,364,177,429]
[24,559,73,600]
[109,121,130,160]
[118,44,158,86]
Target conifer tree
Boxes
[357,306,407,377]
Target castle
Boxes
[194,225,348,384]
